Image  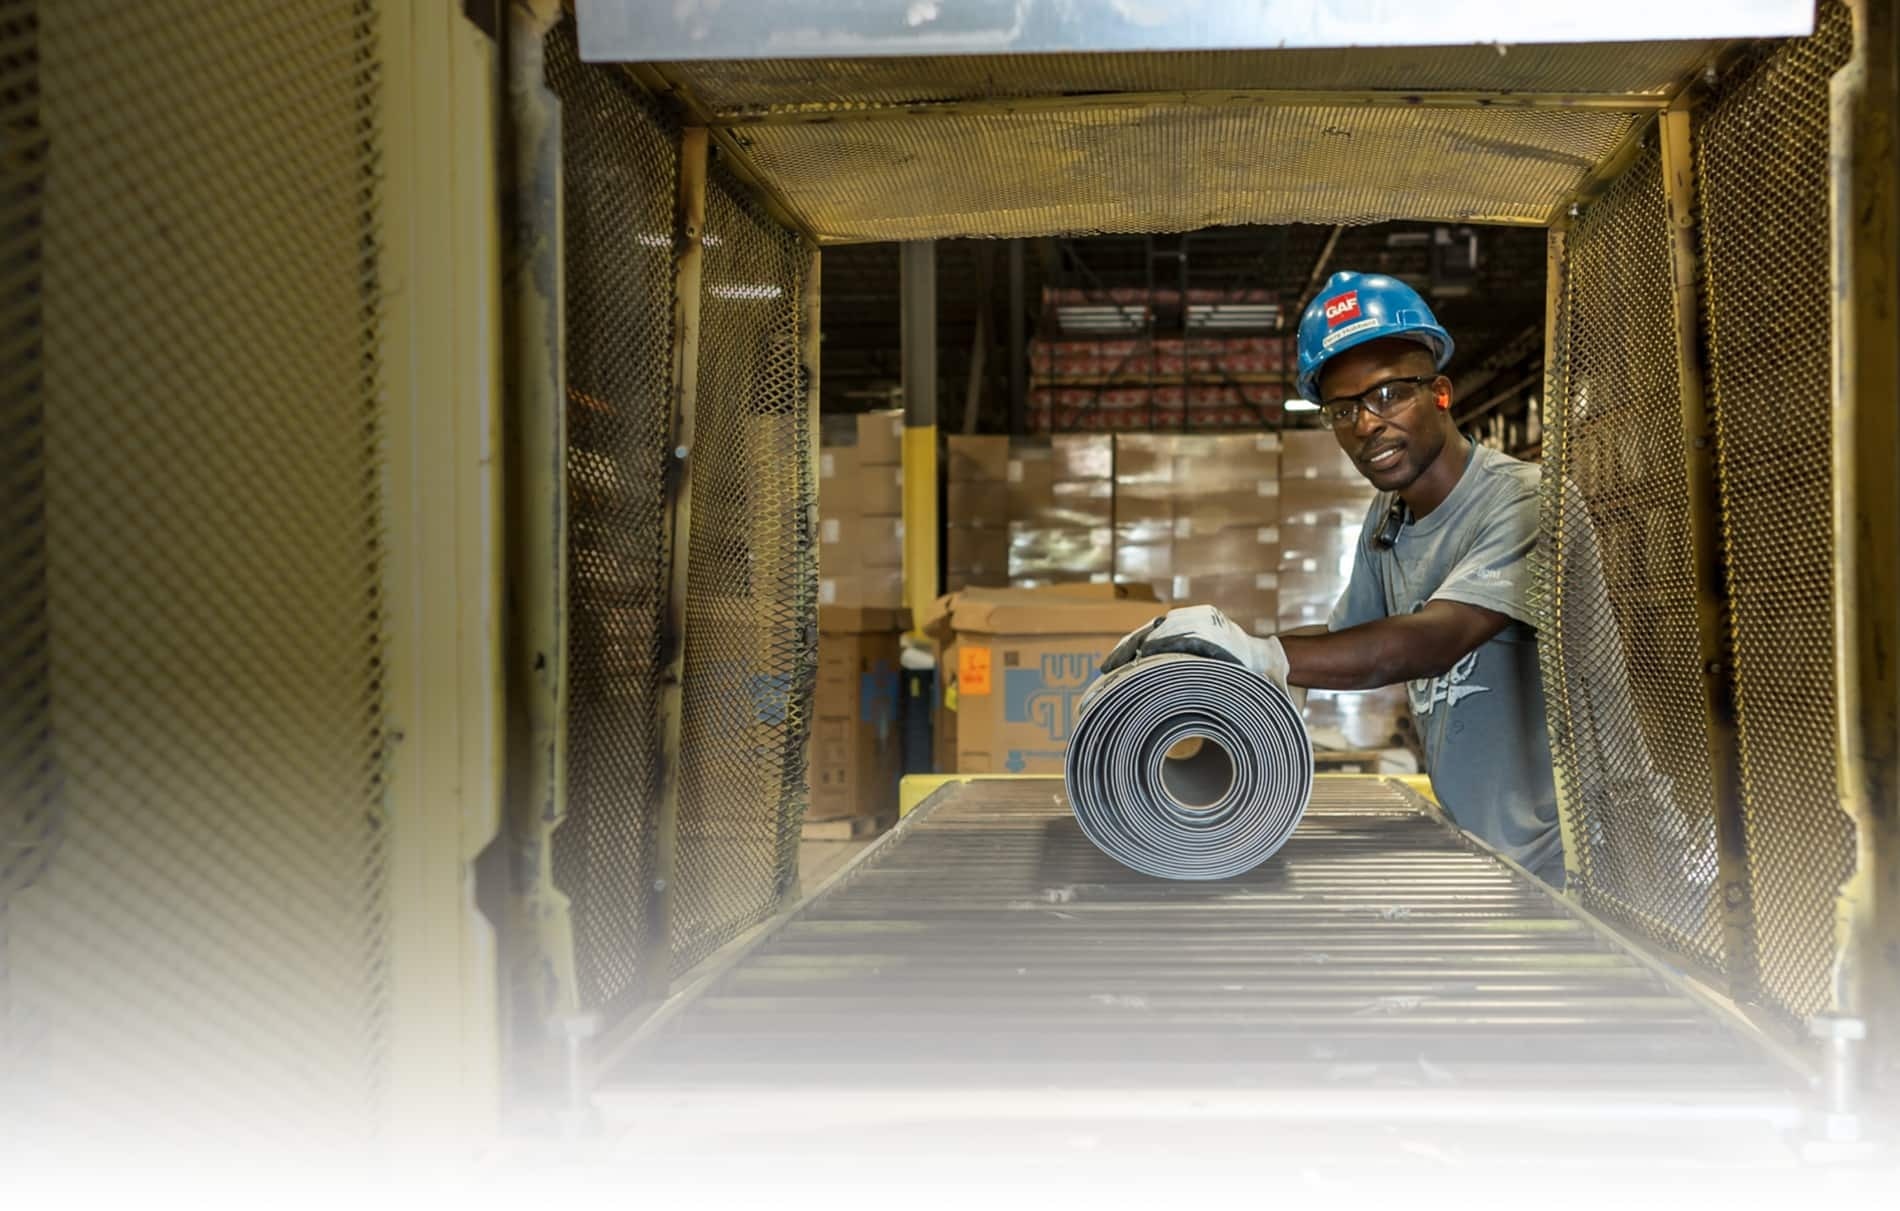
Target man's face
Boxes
[1316,338,1453,492]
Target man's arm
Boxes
[1280,600,1511,691]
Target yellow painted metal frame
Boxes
[713,87,1674,128]
[644,126,710,1001]
[1831,0,1899,1088]
[374,0,504,1149]
[902,422,938,632]
[1659,102,1759,997]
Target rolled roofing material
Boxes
[1066,653,1313,880]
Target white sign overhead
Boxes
[579,0,1815,62]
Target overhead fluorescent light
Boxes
[1283,398,1320,413]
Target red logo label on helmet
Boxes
[1324,292,1361,328]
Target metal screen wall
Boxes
[1543,6,1863,1036]
[543,22,677,1020]
[5,0,391,1146]
[533,22,817,1022]
[671,163,815,972]
[1541,143,1726,975]
[1697,2,1856,1027]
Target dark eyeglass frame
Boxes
[1317,373,1439,429]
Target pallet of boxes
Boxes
[809,409,906,840]
[1112,432,1283,639]
[944,435,1011,591]
[1005,434,1115,589]
[1279,431,1416,768]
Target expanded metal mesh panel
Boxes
[671,163,815,972]
[1541,144,1725,973]
[1698,5,1854,1025]
[0,2,55,915]
[6,0,389,1146]
[672,43,1717,111]
[734,104,1640,242]
[544,21,677,1016]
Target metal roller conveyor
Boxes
[597,778,1820,1175]
[1066,654,1313,880]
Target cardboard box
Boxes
[1281,430,1360,481]
[946,568,1010,592]
[1051,434,1113,481]
[1280,478,1378,527]
[948,479,1011,528]
[947,524,1010,573]
[857,409,905,466]
[809,609,905,821]
[927,587,1165,774]
[820,444,903,518]
[1166,573,1278,635]
[946,434,1011,483]
[821,569,904,609]
[1008,523,1113,578]
[821,514,904,568]
[1007,452,1056,522]
[1171,523,1280,571]
[1113,537,1173,582]
[1278,522,1360,579]
[1048,480,1113,528]
[1174,486,1280,531]
[1116,432,1280,488]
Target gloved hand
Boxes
[1097,615,1164,677]
[1136,604,1290,688]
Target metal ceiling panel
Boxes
[728,102,1641,242]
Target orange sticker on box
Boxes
[958,645,993,695]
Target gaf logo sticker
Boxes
[1324,292,1361,328]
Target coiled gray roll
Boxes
[1066,652,1314,880]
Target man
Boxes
[1102,271,1562,885]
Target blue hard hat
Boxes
[1295,271,1454,403]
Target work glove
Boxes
[1098,605,1289,688]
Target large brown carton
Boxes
[928,587,1163,774]
[1280,478,1378,527]
[819,444,903,518]
[1171,523,1280,572]
[820,569,904,609]
[1281,430,1360,481]
[946,434,1011,483]
[856,409,905,466]
[948,479,1011,527]
[821,514,904,569]
[1279,521,1359,579]
[1174,485,1281,531]
[809,606,907,821]
[947,524,1010,574]
[1008,522,1112,580]
[1006,451,1055,522]
[1305,686,1412,750]
[1051,433,1113,481]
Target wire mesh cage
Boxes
[1697,1,1856,1028]
[670,160,816,973]
[543,19,678,1021]
[1540,141,1727,978]
[5,0,391,1146]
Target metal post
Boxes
[500,0,576,1040]
[1540,224,1587,893]
[1659,104,1758,1004]
[643,126,710,1003]
[1008,239,1026,436]
[1832,0,1899,1096]
[900,241,939,627]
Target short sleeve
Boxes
[1327,534,1386,631]
[1429,483,1539,627]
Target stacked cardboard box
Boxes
[818,409,905,609]
[1112,433,1281,632]
[1006,435,1114,588]
[1277,429,1409,746]
[928,584,1160,775]
[945,435,1011,592]
[808,605,907,822]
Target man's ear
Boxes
[1434,377,1453,411]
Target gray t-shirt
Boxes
[1328,443,1563,883]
